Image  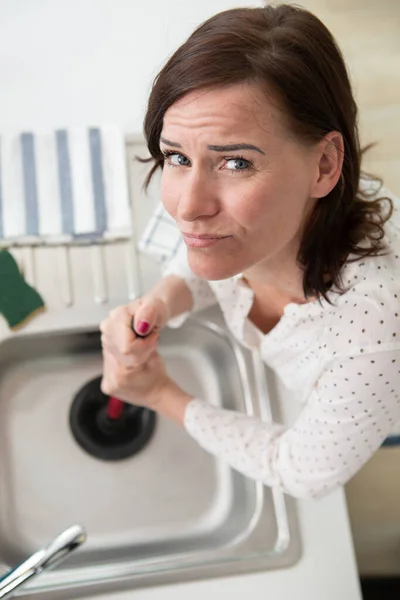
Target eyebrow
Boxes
[160,137,265,155]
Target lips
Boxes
[182,232,230,248]
[182,233,228,239]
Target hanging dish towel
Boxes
[0,125,130,243]
[138,202,183,264]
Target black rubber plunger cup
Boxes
[69,319,156,461]
[69,376,156,461]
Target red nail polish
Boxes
[136,320,150,335]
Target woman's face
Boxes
[160,82,323,281]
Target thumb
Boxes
[132,298,167,336]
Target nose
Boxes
[177,169,219,222]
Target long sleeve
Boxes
[184,348,400,499]
[162,243,218,327]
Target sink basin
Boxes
[0,311,300,598]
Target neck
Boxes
[242,244,313,308]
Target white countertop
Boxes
[3,243,363,600]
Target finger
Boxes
[117,327,158,357]
[101,349,121,395]
[100,304,138,346]
[112,317,140,355]
[132,300,165,336]
[132,327,160,347]
[102,329,160,368]
[125,332,160,367]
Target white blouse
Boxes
[160,188,400,500]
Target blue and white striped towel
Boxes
[0,125,130,242]
[138,202,183,264]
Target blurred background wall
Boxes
[297,0,400,194]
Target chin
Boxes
[187,249,242,281]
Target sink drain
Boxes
[69,376,156,461]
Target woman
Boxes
[100,4,400,499]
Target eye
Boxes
[162,151,191,167]
[225,157,252,172]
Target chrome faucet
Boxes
[0,525,86,599]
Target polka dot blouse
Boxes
[162,185,400,499]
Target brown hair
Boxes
[143,4,392,302]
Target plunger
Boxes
[69,319,156,461]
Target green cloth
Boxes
[0,249,45,329]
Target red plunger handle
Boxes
[107,396,125,420]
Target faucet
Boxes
[0,525,86,599]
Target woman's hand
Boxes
[100,299,193,421]
[100,296,169,369]
[101,343,171,409]
[100,298,167,406]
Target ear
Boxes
[311,132,344,199]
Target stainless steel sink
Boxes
[0,311,300,598]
